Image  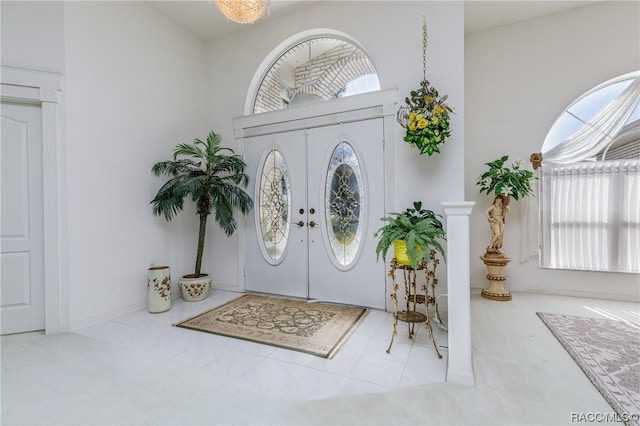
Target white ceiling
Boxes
[463,1,601,34]
[148,1,602,42]
[147,1,319,42]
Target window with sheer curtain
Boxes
[534,71,640,273]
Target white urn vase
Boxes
[179,274,212,302]
[147,266,171,313]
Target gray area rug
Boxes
[537,312,640,426]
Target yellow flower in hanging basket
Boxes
[397,80,453,156]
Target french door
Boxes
[244,119,386,308]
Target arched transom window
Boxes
[253,36,380,114]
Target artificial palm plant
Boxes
[374,201,446,269]
[151,131,253,279]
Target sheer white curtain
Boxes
[620,162,640,271]
[520,175,539,262]
[528,71,640,272]
[540,160,639,272]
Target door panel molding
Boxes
[1,66,66,334]
[1,102,44,333]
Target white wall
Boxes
[465,1,640,300]
[204,1,465,290]
[1,1,65,72]
[64,2,208,327]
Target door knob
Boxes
[295,220,305,227]
[308,221,317,228]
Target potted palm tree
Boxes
[151,131,253,301]
[374,201,446,269]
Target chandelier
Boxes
[214,0,270,24]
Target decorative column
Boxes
[442,201,475,387]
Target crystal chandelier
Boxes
[214,0,270,24]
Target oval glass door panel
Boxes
[325,142,365,266]
[258,149,291,263]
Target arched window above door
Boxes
[252,35,380,114]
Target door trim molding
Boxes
[235,88,397,137]
[1,66,68,333]
[234,89,397,295]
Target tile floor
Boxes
[3,291,638,425]
[75,290,449,401]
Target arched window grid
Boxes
[252,35,380,114]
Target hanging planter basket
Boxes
[398,16,454,156]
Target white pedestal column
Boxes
[442,201,475,386]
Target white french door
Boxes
[244,119,386,308]
[1,101,45,334]
[244,129,309,299]
[307,120,385,307]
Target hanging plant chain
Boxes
[422,14,427,81]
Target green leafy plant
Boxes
[374,201,446,269]
[476,155,537,201]
[398,80,453,156]
[151,131,254,278]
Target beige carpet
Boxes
[537,312,640,426]
[174,294,369,359]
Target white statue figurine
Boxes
[486,194,510,253]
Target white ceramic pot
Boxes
[179,274,212,302]
[147,266,171,313]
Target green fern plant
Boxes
[374,201,446,269]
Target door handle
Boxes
[295,220,305,227]
[308,221,317,228]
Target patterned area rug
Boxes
[537,312,640,426]
[175,294,369,359]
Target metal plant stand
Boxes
[386,252,443,359]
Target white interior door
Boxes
[244,118,385,308]
[1,101,45,334]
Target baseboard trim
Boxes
[70,300,146,331]
[471,285,639,303]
